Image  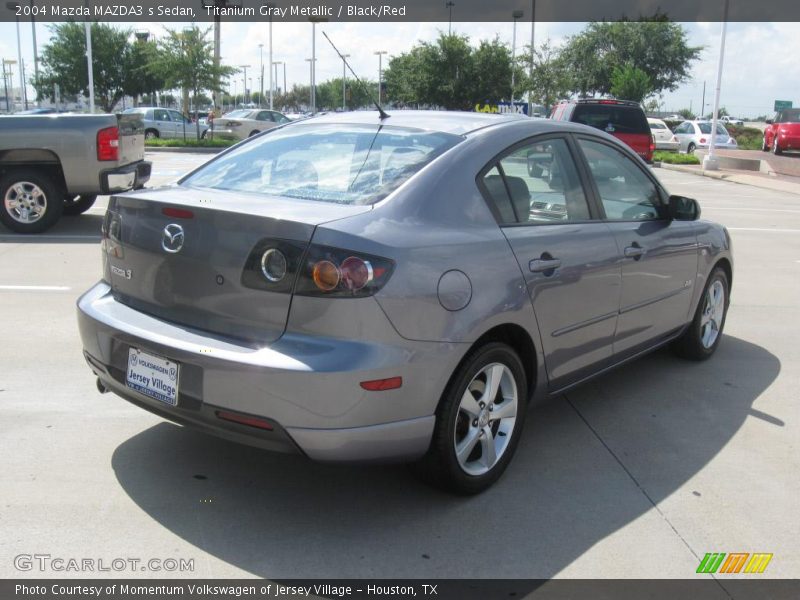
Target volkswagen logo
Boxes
[161,224,185,254]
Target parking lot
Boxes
[0,152,798,581]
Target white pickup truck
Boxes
[0,113,151,233]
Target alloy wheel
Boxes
[4,181,47,224]
[700,280,725,349]
[454,363,518,476]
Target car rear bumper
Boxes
[778,134,800,150]
[655,140,680,151]
[76,282,445,463]
[101,161,152,194]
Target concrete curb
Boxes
[657,163,800,197]
[145,146,225,154]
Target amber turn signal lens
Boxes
[312,260,341,291]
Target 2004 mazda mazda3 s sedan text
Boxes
[77,111,732,494]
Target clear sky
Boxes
[0,19,797,117]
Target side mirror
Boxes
[668,195,701,221]
[766,119,774,124]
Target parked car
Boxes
[763,108,800,154]
[720,116,744,126]
[648,118,680,152]
[673,120,738,154]
[77,111,732,494]
[550,98,655,163]
[122,107,209,140]
[209,109,292,141]
[0,113,151,233]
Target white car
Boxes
[648,118,680,152]
[673,120,739,153]
[720,116,744,127]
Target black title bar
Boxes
[1,0,800,23]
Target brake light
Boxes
[240,239,394,298]
[650,134,656,154]
[97,126,119,161]
[162,207,194,219]
[226,120,241,127]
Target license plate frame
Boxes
[125,347,180,406]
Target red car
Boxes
[550,99,655,163]
[763,108,800,154]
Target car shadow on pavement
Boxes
[111,335,779,578]
[0,214,104,242]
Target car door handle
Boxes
[624,244,646,259]
[529,258,562,273]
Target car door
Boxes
[169,110,190,138]
[152,108,175,138]
[673,122,693,151]
[478,135,622,389]
[574,137,698,358]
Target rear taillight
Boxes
[699,137,707,144]
[241,239,394,298]
[226,120,241,128]
[97,126,119,161]
[650,134,656,154]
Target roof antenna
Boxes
[322,31,390,120]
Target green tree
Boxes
[148,26,236,139]
[33,22,132,112]
[472,37,515,105]
[124,38,164,107]
[678,108,695,119]
[518,39,572,113]
[560,20,701,98]
[610,65,652,103]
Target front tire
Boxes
[414,342,528,494]
[0,169,63,234]
[63,194,97,216]
[673,267,729,360]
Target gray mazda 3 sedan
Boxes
[77,111,732,494]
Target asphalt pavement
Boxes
[0,153,797,583]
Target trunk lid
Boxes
[104,186,371,344]
[116,112,146,165]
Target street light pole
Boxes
[511,10,523,103]
[84,22,94,112]
[374,50,387,105]
[30,0,39,106]
[445,1,454,35]
[703,0,730,172]
[238,65,250,105]
[268,5,274,109]
[528,0,536,117]
[305,58,316,111]
[7,2,26,110]
[341,54,350,110]
[272,61,282,96]
[258,44,263,108]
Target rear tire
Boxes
[413,342,528,495]
[249,130,260,137]
[687,142,696,154]
[0,169,63,234]
[145,129,159,140]
[63,194,97,216]
[673,267,729,361]
[762,136,770,152]
[773,137,783,155]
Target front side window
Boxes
[181,124,461,205]
[578,139,663,221]
[481,137,591,224]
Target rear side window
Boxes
[572,105,649,134]
[182,123,461,205]
[481,137,591,225]
[154,109,170,121]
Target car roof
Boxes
[301,110,527,135]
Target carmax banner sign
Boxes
[475,102,529,115]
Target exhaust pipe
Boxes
[96,378,109,394]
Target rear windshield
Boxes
[778,109,800,123]
[181,123,461,205]
[649,122,667,130]
[572,104,650,134]
[698,122,729,135]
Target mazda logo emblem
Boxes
[161,224,185,254]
